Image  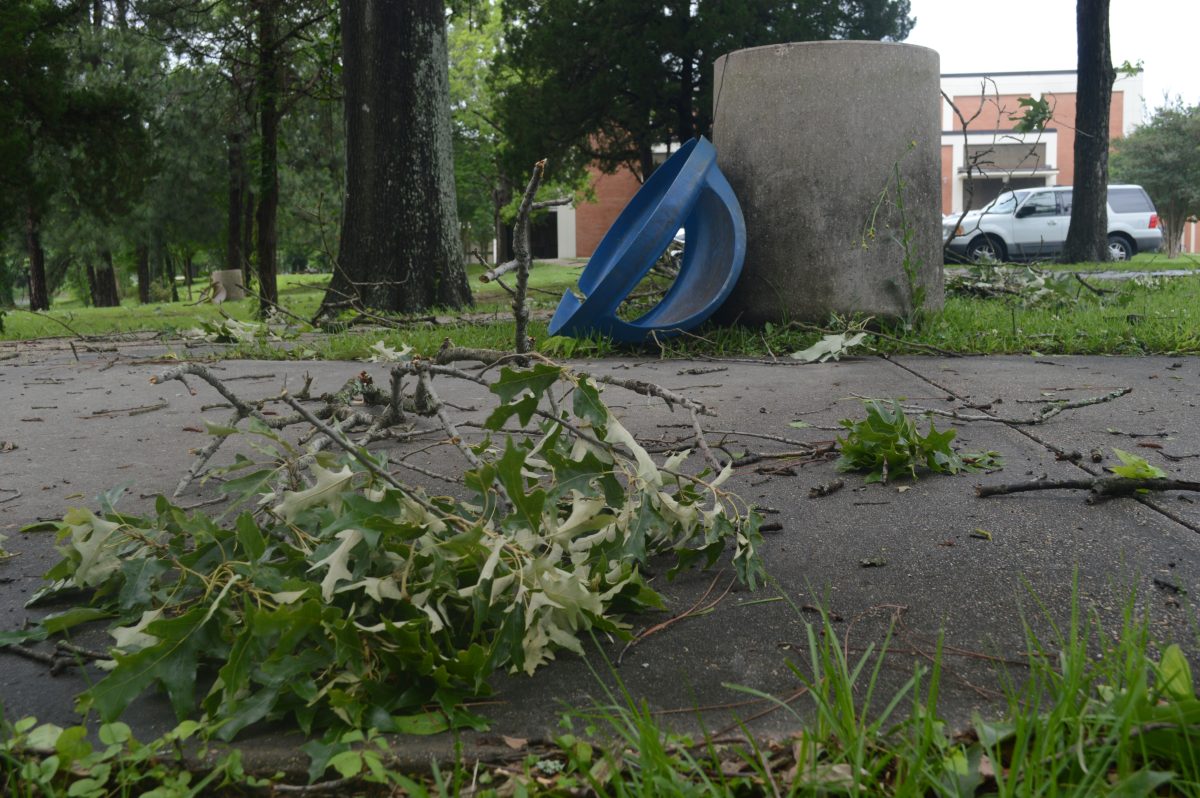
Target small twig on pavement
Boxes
[899,387,1132,425]
[618,572,734,664]
[977,476,1200,502]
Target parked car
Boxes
[943,185,1162,262]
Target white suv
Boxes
[944,185,1162,262]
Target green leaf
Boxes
[0,626,48,646]
[384,711,450,735]
[1159,643,1195,701]
[489,363,563,403]
[571,379,607,427]
[118,557,169,612]
[41,607,114,635]
[836,399,976,483]
[790,331,869,363]
[497,439,546,533]
[1109,448,1167,480]
[97,722,132,746]
[327,750,364,779]
[235,513,266,560]
[82,606,217,722]
[203,419,240,437]
[53,725,92,768]
[483,393,539,431]
[274,463,354,522]
[1107,770,1174,797]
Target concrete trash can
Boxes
[209,270,246,303]
[712,41,943,326]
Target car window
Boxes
[986,194,1018,214]
[1020,193,1057,217]
[1056,191,1073,215]
[1108,187,1154,213]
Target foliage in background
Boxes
[836,399,1000,483]
[1111,99,1200,259]
[495,0,914,180]
[9,364,762,745]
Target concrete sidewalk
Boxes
[1,337,1198,772]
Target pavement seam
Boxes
[879,354,1200,536]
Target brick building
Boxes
[538,67,1199,258]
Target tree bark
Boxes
[95,250,120,307]
[492,174,513,265]
[136,242,151,304]
[1061,0,1116,263]
[1162,203,1186,259]
[242,187,255,287]
[226,131,244,277]
[673,0,695,144]
[254,0,281,318]
[25,204,49,311]
[165,248,179,302]
[321,0,472,315]
[85,264,98,307]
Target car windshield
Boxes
[983,191,1026,215]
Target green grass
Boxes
[4,261,1200,359]
[1043,251,1200,272]
[0,262,584,344]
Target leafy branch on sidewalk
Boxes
[978,449,1199,503]
[5,353,764,744]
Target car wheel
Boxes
[1107,235,1133,262]
[966,236,1005,263]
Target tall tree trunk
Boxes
[136,242,151,303]
[165,248,179,302]
[492,174,513,265]
[1061,0,1116,263]
[226,131,244,277]
[321,0,472,315]
[255,1,281,317]
[25,204,49,311]
[242,187,255,286]
[673,0,695,144]
[95,250,120,307]
[85,264,99,307]
[637,144,655,183]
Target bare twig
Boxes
[585,373,715,416]
[977,476,1200,501]
[278,391,405,493]
[174,409,240,498]
[899,387,1132,425]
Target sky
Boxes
[904,0,1200,120]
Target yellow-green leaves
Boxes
[1109,449,1167,480]
[1158,644,1194,702]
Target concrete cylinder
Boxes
[712,41,943,326]
[209,270,246,303]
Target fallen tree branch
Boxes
[977,476,1200,501]
[277,391,405,493]
[586,373,715,416]
[899,387,1132,425]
